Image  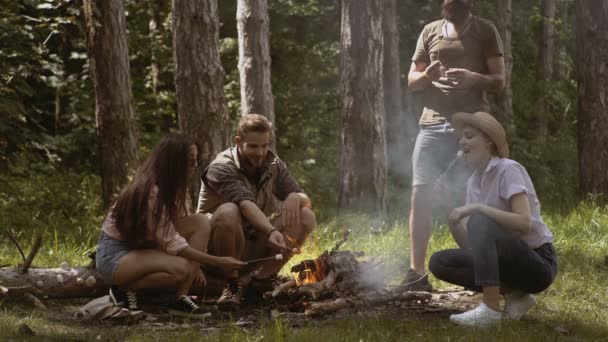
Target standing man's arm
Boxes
[444,56,505,92]
[408,60,442,91]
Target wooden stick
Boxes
[21,235,42,274]
[24,292,48,310]
[247,254,283,264]
[4,232,26,263]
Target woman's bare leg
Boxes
[113,249,191,298]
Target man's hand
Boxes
[444,68,479,89]
[448,204,479,227]
[267,230,291,253]
[280,193,301,228]
[424,60,442,81]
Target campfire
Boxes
[265,230,434,317]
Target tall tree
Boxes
[536,0,556,141]
[83,0,139,208]
[576,0,608,198]
[237,0,276,147]
[495,0,514,130]
[338,0,387,218]
[172,0,229,171]
[383,0,415,214]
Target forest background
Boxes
[1,0,608,339]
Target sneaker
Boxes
[168,296,212,318]
[449,302,502,327]
[504,291,536,320]
[217,281,243,310]
[109,285,141,312]
[399,269,433,292]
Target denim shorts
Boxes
[412,122,469,188]
[96,231,131,285]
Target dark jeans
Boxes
[429,213,558,293]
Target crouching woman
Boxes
[96,133,246,318]
[429,112,558,327]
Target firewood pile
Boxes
[263,230,437,317]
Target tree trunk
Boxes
[536,0,556,141]
[338,0,387,219]
[236,0,276,148]
[172,0,230,175]
[495,0,514,130]
[576,1,608,198]
[383,0,414,213]
[83,0,139,208]
[0,267,107,299]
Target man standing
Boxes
[404,0,505,290]
[198,114,316,309]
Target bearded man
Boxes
[198,114,315,309]
[403,0,505,290]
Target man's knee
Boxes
[299,208,316,235]
[190,213,211,235]
[211,203,242,235]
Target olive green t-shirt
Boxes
[412,16,503,126]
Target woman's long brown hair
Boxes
[112,133,195,248]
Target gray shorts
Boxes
[96,231,131,285]
[411,123,470,199]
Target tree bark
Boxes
[83,0,139,208]
[0,267,107,299]
[237,0,276,148]
[576,1,608,198]
[383,0,414,210]
[338,0,387,219]
[172,0,230,173]
[495,0,514,130]
[536,0,557,141]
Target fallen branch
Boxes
[305,298,353,317]
[21,235,42,273]
[0,266,107,298]
[23,292,48,310]
[4,232,26,263]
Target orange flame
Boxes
[294,258,326,286]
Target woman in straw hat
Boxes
[428,112,558,327]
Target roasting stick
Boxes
[247,254,284,264]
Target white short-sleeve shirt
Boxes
[466,157,554,248]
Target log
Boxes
[0,266,108,298]
[305,298,354,317]
[297,270,338,300]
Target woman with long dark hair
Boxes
[96,133,246,318]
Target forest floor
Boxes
[2,201,608,341]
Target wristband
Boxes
[267,228,277,236]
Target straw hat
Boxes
[452,111,509,158]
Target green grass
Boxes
[2,173,608,340]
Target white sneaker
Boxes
[504,292,536,320]
[449,302,502,327]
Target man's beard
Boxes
[441,1,471,26]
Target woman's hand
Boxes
[191,264,206,287]
[448,204,479,226]
[212,256,247,270]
